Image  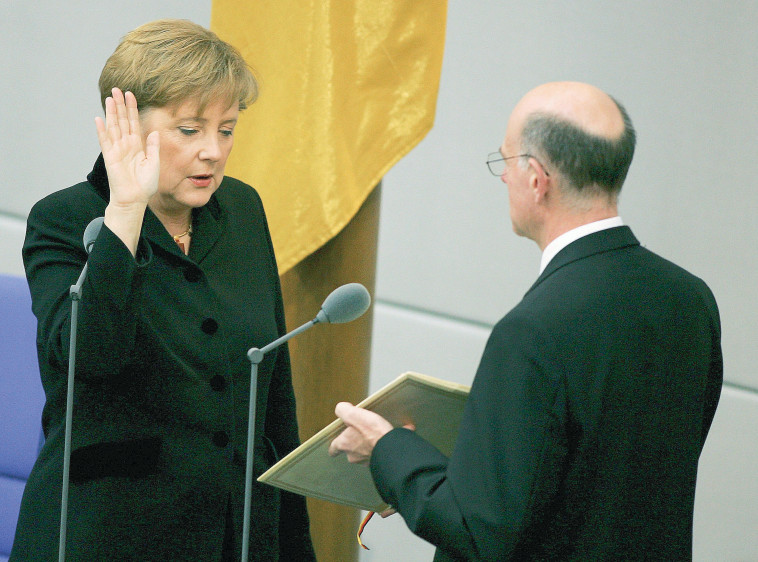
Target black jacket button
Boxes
[210,375,225,391]
[201,318,219,335]
[184,268,201,282]
[212,431,229,448]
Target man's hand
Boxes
[328,402,394,465]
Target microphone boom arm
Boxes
[247,318,317,364]
[240,283,370,562]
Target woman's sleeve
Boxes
[22,192,152,380]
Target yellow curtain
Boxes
[211,1,447,274]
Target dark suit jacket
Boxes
[12,156,315,561]
[371,226,722,561]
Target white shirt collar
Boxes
[539,216,624,274]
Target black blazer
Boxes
[12,156,315,561]
[371,227,722,561]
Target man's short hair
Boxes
[520,97,636,197]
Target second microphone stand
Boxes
[241,319,317,562]
[240,282,370,562]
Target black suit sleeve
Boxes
[370,313,567,561]
[699,281,723,446]
[23,193,152,381]
[371,429,479,560]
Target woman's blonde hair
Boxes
[98,19,258,112]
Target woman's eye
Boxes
[220,129,233,137]
[179,127,198,136]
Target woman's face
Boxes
[140,97,239,216]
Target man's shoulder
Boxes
[525,236,719,325]
[627,242,717,301]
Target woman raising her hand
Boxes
[13,19,315,561]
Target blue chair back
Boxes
[0,274,45,561]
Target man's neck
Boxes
[539,216,624,273]
[536,205,619,250]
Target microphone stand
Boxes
[59,263,89,562]
[240,282,370,562]
[241,319,318,562]
[58,216,102,562]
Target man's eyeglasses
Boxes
[486,152,550,177]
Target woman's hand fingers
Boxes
[100,88,139,150]
[95,87,159,207]
[144,130,160,163]
[95,95,116,152]
[124,90,141,138]
[113,87,131,139]
[94,115,107,150]
[138,130,161,197]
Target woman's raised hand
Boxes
[95,88,159,209]
[95,88,159,256]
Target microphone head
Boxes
[315,283,371,324]
[83,217,105,253]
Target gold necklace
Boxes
[173,223,193,253]
[172,224,193,243]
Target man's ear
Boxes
[529,157,551,203]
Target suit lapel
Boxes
[141,209,186,258]
[187,199,223,264]
[525,226,640,297]
[141,200,224,265]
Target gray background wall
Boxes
[2,2,755,560]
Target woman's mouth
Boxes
[189,174,213,187]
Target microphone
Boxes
[72,217,104,294]
[59,216,104,562]
[315,282,371,324]
[241,283,371,562]
[83,216,104,253]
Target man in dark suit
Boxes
[329,82,723,560]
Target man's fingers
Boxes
[328,428,349,457]
[335,402,395,437]
[331,403,393,465]
[334,401,356,423]
[327,440,341,457]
